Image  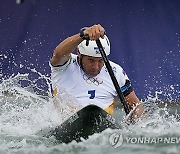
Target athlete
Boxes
[50,24,143,121]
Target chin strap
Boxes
[78,54,85,71]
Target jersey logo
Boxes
[88,90,95,99]
[83,74,103,86]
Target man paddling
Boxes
[50,24,142,121]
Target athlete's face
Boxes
[78,53,104,77]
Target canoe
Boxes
[48,104,121,143]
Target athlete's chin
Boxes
[88,71,100,77]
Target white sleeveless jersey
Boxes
[50,54,131,110]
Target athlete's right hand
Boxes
[83,24,105,41]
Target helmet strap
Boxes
[78,54,85,71]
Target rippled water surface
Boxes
[0,73,179,154]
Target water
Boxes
[0,71,180,154]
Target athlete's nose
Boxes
[92,62,100,70]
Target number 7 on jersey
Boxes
[88,90,95,99]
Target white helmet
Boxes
[78,35,110,57]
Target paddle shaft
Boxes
[95,39,130,115]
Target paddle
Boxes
[95,39,130,115]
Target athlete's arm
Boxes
[50,34,83,66]
[125,91,139,109]
[50,24,105,66]
[125,91,144,123]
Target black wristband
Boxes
[79,27,90,40]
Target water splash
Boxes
[52,87,83,122]
[0,69,82,136]
[121,98,180,137]
[0,67,179,154]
